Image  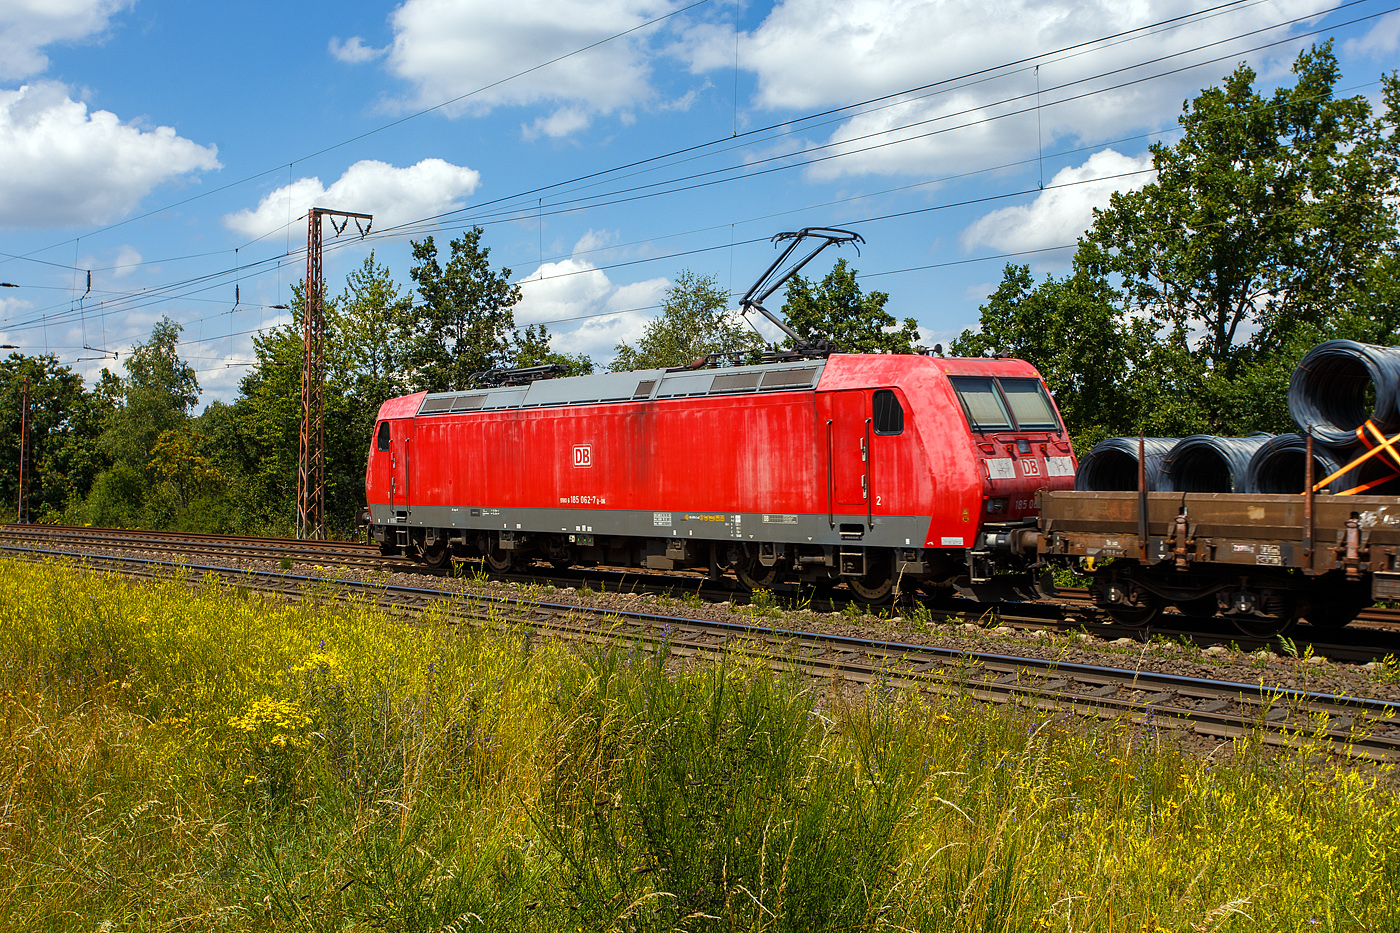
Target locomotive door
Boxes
[820,390,871,529]
[389,419,413,509]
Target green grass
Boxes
[1,557,1398,931]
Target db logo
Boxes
[573,445,592,468]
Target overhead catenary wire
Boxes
[7,2,1392,369]
[1,0,1336,284]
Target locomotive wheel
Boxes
[847,552,895,606]
[485,548,515,573]
[422,540,451,569]
[736,560,782,591]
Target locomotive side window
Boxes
[998,378,1060,430]
[873,389,904,435]
[949,376,1012,431]
[376,421,391,452]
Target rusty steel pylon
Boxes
[297,207,372,539]
[17,374,28,524]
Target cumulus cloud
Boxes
[514,237,669,364]
[960,149,1155,253]
[383,0,675,135]
[222,158,481,240]
[1343,10,1400,58]
[722,0,1335,179]
[0,82,220,228]
[0,0,132,80]
[109,244,141,278]
[329,35,386,63]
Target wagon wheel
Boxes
[484,547,515,574]
[1104,595,1162,628]
[1175,595,1219,620]
[422,540,451,569]
[847,552,895,606]
[1301,589,1370,630]
[1231,612,1298,638]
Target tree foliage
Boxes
[959,45,1400,442]
[782,258,919,354]
[407,229,521,392]
[611,270,762,372]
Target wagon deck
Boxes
[1038,490,1400,599]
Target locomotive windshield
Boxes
[999,378,1059,430]
[950,375,1060,433]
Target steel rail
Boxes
[5,545,1397,761]
[7,524,1400,662]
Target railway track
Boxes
[8,523,1400,661]
[4,541,1399,762]
[6,523,1400,663]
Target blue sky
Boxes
[0,0,1397,406]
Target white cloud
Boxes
[384,0,676,134]
[723,0,1335,179]
[1343,10,1400,58]
[515,244,669,364]
[961,149,1155,253]
[0,82,220,228]
[0,0,132,80]
[222,158,481,240]
[110,244,141,278]
[522,106,592,140]
[329,35,385,63]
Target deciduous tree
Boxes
[407,229,520,391]
[611,270,762,371]
[781,259,919,354]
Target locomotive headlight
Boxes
[987,498,1007,513]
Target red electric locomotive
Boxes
[364,351,1075,602]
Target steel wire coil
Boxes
[1241,433,1400,494]
[1287,340,1400,446]
[1162,434,1274,493]
[1074,437,1178,491]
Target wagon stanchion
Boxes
[1303,429,1314,564]
[1137,432,1148,560]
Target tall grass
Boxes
[0,557,1397,931]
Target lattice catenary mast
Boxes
[297,207,372,539]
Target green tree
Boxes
[331,253,414,404]
[514,323,594,376]
[407,229,521,392]
[781,258,920,354]
[1073,44,1399,430]
[951,266,1166,449]
[611,270,762,372]
[0,353,107,520]
[958,48,1400,442]
[207,280,375,536]
[148,424,226,512]
[100,316,200,470]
